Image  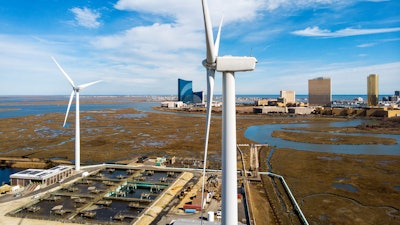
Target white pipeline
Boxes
[262,172,309,225]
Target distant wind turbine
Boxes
[200,0,257,224]
[52,57,102,171]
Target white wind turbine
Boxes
[52,57,102,172]
[200,0,257,224]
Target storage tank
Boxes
[208,211,214,222]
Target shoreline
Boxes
[0,157,72,169]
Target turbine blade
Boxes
[63,90,75,127]
[78,80,102,90]
[51,57,76,88]
[200,68,215,220]
[202,0,216,64]
[204,69,215,154]
[214,17,223,57]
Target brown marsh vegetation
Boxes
[0,98,399,224]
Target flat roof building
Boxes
[308,77,331,106]
[10,165,73,187]
[280,90,296,103]
[367,74,379,106]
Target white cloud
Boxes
[292,26,400,37]
[91,22,204,87]
[357,43,376,48]
[366,0,389,2]
[262,0,357,11]
[93,23,202,52]
[70,7,101,29]
[1,0,398,96]
[357,38,400,48]
[114,0,263,26]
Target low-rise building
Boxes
[287,107,315,114]
[366,107,400,117]
[254,99,269,106]
[10,165,73,187]
[161,101,184,109]
[253,106,288,114]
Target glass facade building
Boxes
[178,79,193,103]
[193,91,204,104]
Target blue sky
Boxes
[0,0,399,95]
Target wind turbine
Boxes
[200,0,257,224]
[52,57,102,172]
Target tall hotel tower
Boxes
[367,74,379,106]
[178,78,193,103]
[308,77,331,106]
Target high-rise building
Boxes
[367,74,379,106]
[308,77,331,106]
[395,90,399,96]
[192,91,204,104]
[280,90,296,103]
[178,79,193,103]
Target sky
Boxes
[0,0,399,96]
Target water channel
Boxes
[135,102,400,155]
[244,120,400,155]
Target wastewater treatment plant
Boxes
[6,166,195,225]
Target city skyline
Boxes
[0,0,399,95]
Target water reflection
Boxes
[332,183,359,192]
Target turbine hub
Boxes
[202,59,216,70]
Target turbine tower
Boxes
[52,57,102,172]
[200,0,257,224]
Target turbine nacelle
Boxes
[216,56,257,72]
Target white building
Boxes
[161,101,184,109]
[10,166,73,187]
[280,90,296,103]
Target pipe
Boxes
[260,172,309,225]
